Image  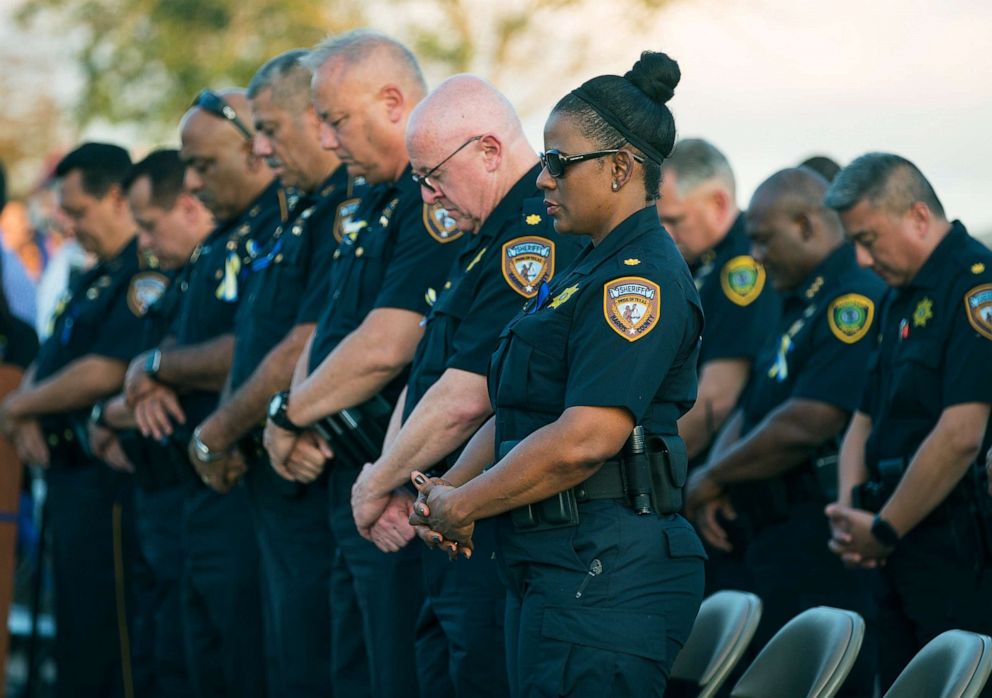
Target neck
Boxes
[100,228,134,260]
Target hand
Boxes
[695,495,737,552]
[352,462,392,540]
[825,503,892,568]
[684,467,725,520]
[264,420,299,473]
[125,352,160,406]
[188,439,245,493]
[410,470,474,559]
[133,385,185,441]
[0,397,18,437]
[275,430,332,483]
[368,490,416,553]
[12,419,49,467]
[88,423,134,473]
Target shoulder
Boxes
[718,254,768,307]
[126,270,170,318]
[821,268,883,345]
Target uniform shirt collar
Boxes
[905,220,969,290]
[789,243,855,303]
[567,206,658,277]
[475,163,543,242]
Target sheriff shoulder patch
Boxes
[127,272,169,317]
[965,283,992,340]
[502,236,555,298]
[827,293,875,344]
[423,202,463,244]
[333,197,362,243]
[603,276,661,342]
[720,256,765,307]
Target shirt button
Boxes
[333,250,341,259]
[333,290,341,300]
[181,281,189,291]
[355,247,364,257]
[86,288,98,300]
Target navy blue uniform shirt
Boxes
[740,243,885,434]
[173,181,285,427]
[489,206,703,448]
[0,313,38,370]
[403,165,584,423]
[229,166,363,390]
[307,165,462,400]
[862,221,992,472]
[693,213,780,366]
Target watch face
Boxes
[268,393,283,419]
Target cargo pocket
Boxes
[664,523,708,561]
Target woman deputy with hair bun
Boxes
[410,51,706,694]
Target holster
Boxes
[312,394,392,469]
[851,457,904,513]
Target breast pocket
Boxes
[892,340,942,414]
[495,310,571,412]
[252,234,310,317]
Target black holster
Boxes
[851,457,904,513]
[312,394,392,468]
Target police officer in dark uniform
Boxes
[823,153,992,693]
[86,149,216,698]
[685,167,882,696]
[123,91,280,698]
[0,143,160,698]
[189,51,364,697]
[350,74,582,697]
[658,138,780,467]
[262,31,460,696]
[410,51,706,696]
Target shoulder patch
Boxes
[502,236,556,298]
[964,283,992,340]
[423,202,463,244]
[333,197,362,243]
[720,256,766,306]
[127,272,169,317]
[603,276,661,342]
[827,293,875,344]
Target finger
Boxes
[369,526,400,553]
[703,505,731,550]
[720,500,737,520]
[411,471,432,494]
[159,390,187,425]
[311,433,334,459]
[145,401,172,441]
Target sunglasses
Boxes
[411,135,483,194]
[539,148,645,178]
[192,89,253,141]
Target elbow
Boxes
[949,429,984,463]
[447,397,492,433]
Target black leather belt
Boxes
[574,460,625,503]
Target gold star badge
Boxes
[624,258,641,266]
[525,214,541,225]
[973,263,986,274]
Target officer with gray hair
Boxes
[824,152,992,693]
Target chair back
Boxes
[884,630,992,698]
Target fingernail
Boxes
[413,473,426,486]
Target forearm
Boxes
[369,371,491,492]
[837,411,871,506]
[881,403,989,536]
[6,356,126,416]
[290,332,314,388]
[680,400,725,459]
[707,399,847,485]
[205,325,312,447]
[381,386,407,453]
[104,394,137,430]
[158,334,235,392]
[444,417,497,486]
[679,359,750,459]
[706,409,743,463]
[448,406,632,522]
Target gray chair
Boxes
[884,630,992,698]
[730,606,865,698]
[670,590,763,698]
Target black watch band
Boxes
[268,390,305,433]
[871,514,900,548]
[89,401,108,428]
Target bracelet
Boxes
[191,426,225,464]
[870,514,900,548]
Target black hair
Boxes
[825,152,945,218]
[122,149,186,210]
[799,155,842,183]
[54,142,132,198]
[552,51,680,200]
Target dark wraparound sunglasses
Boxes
[192,89,253,141]
[540,148,645,178]
[411,135,483,194]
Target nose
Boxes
[536,165,555,191]
[419,183,442,206]
[137,228,154,253]
[319,122,339,151]
[854,242,873,268]
[184,167,203,192]
[253,132,273,158]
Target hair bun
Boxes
[624,51,681,105]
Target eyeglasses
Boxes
[411,135,483,194]
[539,148,645,178]
[192,89,253,141]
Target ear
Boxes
[380,84,405,123]
[480,134,502,173]
[107,183,127,213]
[243,138,263,172]
[795,211,815,241]
[710,188,731,218]
[610,151,636,189]
[907,201,931,238]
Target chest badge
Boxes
[502,236,555,298]
[972,263,986,275]
[127,272,169,317]
[827,293,875,344]
[965,283,992,340]
[423,202,463,244]
[603,276,661,342]
[333,197,362,243]
[549,284,579,310]
[720,256,765,307]
[913,297,933,328]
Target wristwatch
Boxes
[267,391,305,433]
[144,349,162,379]
[89,401,108,428]
[870,514,900,548]
[191,426,225,464]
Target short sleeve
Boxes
[90,285,152,362]
[374,201,460,315]
[699,266,780,364]
[564,272,697,421]
[941,282,992,407]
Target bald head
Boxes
[746,167,845,291]
[406,74,538,233]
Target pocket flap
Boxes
[665,525,707,560]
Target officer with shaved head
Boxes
[349,74,581,696]
[686,167,881,696]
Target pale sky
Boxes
[3,0,991,233]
